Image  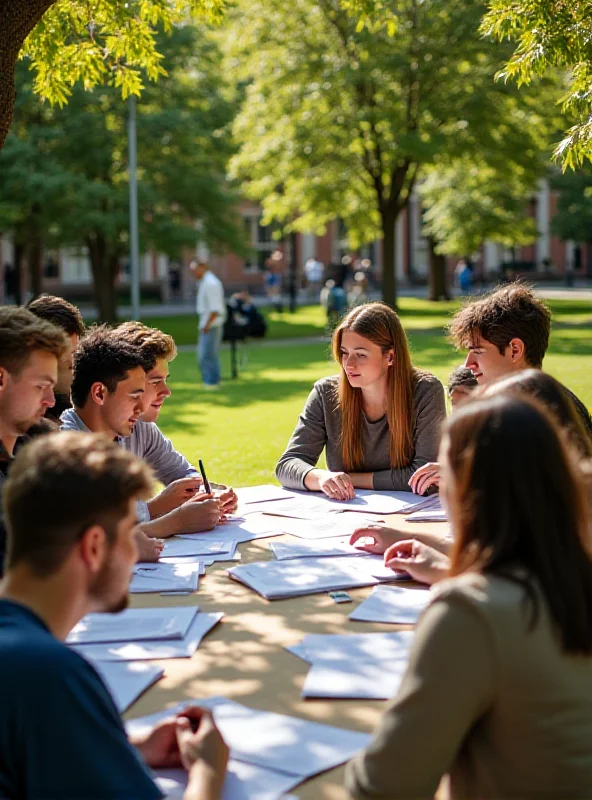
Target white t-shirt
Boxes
[196,271,226,330]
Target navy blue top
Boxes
[0,600,162,799]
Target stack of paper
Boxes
[402,493,448,522]
[67,607,198,645]
[270,536,376,560]
[130,562,200,594]
[288,632,414,700]
[235,485,295,505]
[126,696,371,800]
[258,488,429,519]
[177,515,283,546]
[161,538,231,559]
[228,554,408,600]
[94,662,164,712]
[69,607,223,662]
[271,513,383,541]
[349,585,431,624]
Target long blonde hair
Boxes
[332,302,416,472]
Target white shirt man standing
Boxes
[189,260,226,389]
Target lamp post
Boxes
[128,95,141,320]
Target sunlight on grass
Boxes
[158,305,592,488]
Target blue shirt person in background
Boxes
[0,432,228,800]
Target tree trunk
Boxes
[380,208,399,310]
[87,233,119,322]
[0,1,59,149]
[13,241,25,305]
[28,236,43,298]
[427,237,450,301]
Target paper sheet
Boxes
[94,662,164,712]
[152,760,301,800]
[67,606,198,645]
[177,515,282,545]
[270,537,368,560]
[349,585,431,624]
[261,489,429,518]
[130,562,200,593]
[73,612,223,662]
[236,485,296,505]
[271,514,383,541]
[228,555,405,600]
[288,631,415,664]
[406,508,448,522]
[302,658,406,700]
[127,696,371,782]
[161,538,232,558]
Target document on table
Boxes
[270,537,373,560]
[235,485,296,505]
[228,554,407,600]
[67,606,198,645]
[130,562,200,594]
[94,662,164,712]
[287,631,415,664]
[302,657,408,700]
[161,538,232,558]
[151,760,300,800]
[177,515,283,545]
[406,507,448,522]
[127,696,371,784]
[73,612,223,662]
[349,585,431,624]
[273,513,383,541]
[260,489,428,518]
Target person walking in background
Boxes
[189,259,226,390]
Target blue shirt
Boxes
[0,600,162,800]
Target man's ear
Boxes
[78,524,109,575]
[90,382,108,406]
[0,366,7,392]
[508,337,526,363]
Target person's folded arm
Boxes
[372,380,447,492]
[346,593,496,799]
[275,383,329,490]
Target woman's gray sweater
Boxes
[275,373,446,492]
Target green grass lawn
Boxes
[144,296,592,346]
[157,304,592,487]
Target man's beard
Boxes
[89,558,130,614]
[15,410,45,434]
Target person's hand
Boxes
[134,716,184,768]
[177,495,221,532]
[177,708,228,793]
[349,525,406,555]
[408,462,440,495]
[213,485,238,515]
[317,470,355,501]
[135,529,164,562]
[384,539,450,585]
[148,477,204,518]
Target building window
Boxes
[242,214,281,273]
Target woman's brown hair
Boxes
[332,302,416,472]
[444,394,592,654]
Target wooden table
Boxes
[124,517,450,799]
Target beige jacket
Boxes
[346,572,592,799]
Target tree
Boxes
[226,0,540,308]
[551,166,592,273]
[481,0,592,169]
[0,0,224,150]
[1,27,246,320]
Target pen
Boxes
[198,459,211,494]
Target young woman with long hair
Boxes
[275,302,445,496]
[346,395,592,798]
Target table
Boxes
[124,516,450,799]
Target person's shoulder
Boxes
[429,572,527,625]
[412,371,445,400]
[313,375,340,398]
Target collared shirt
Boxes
[196,270,226,330]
